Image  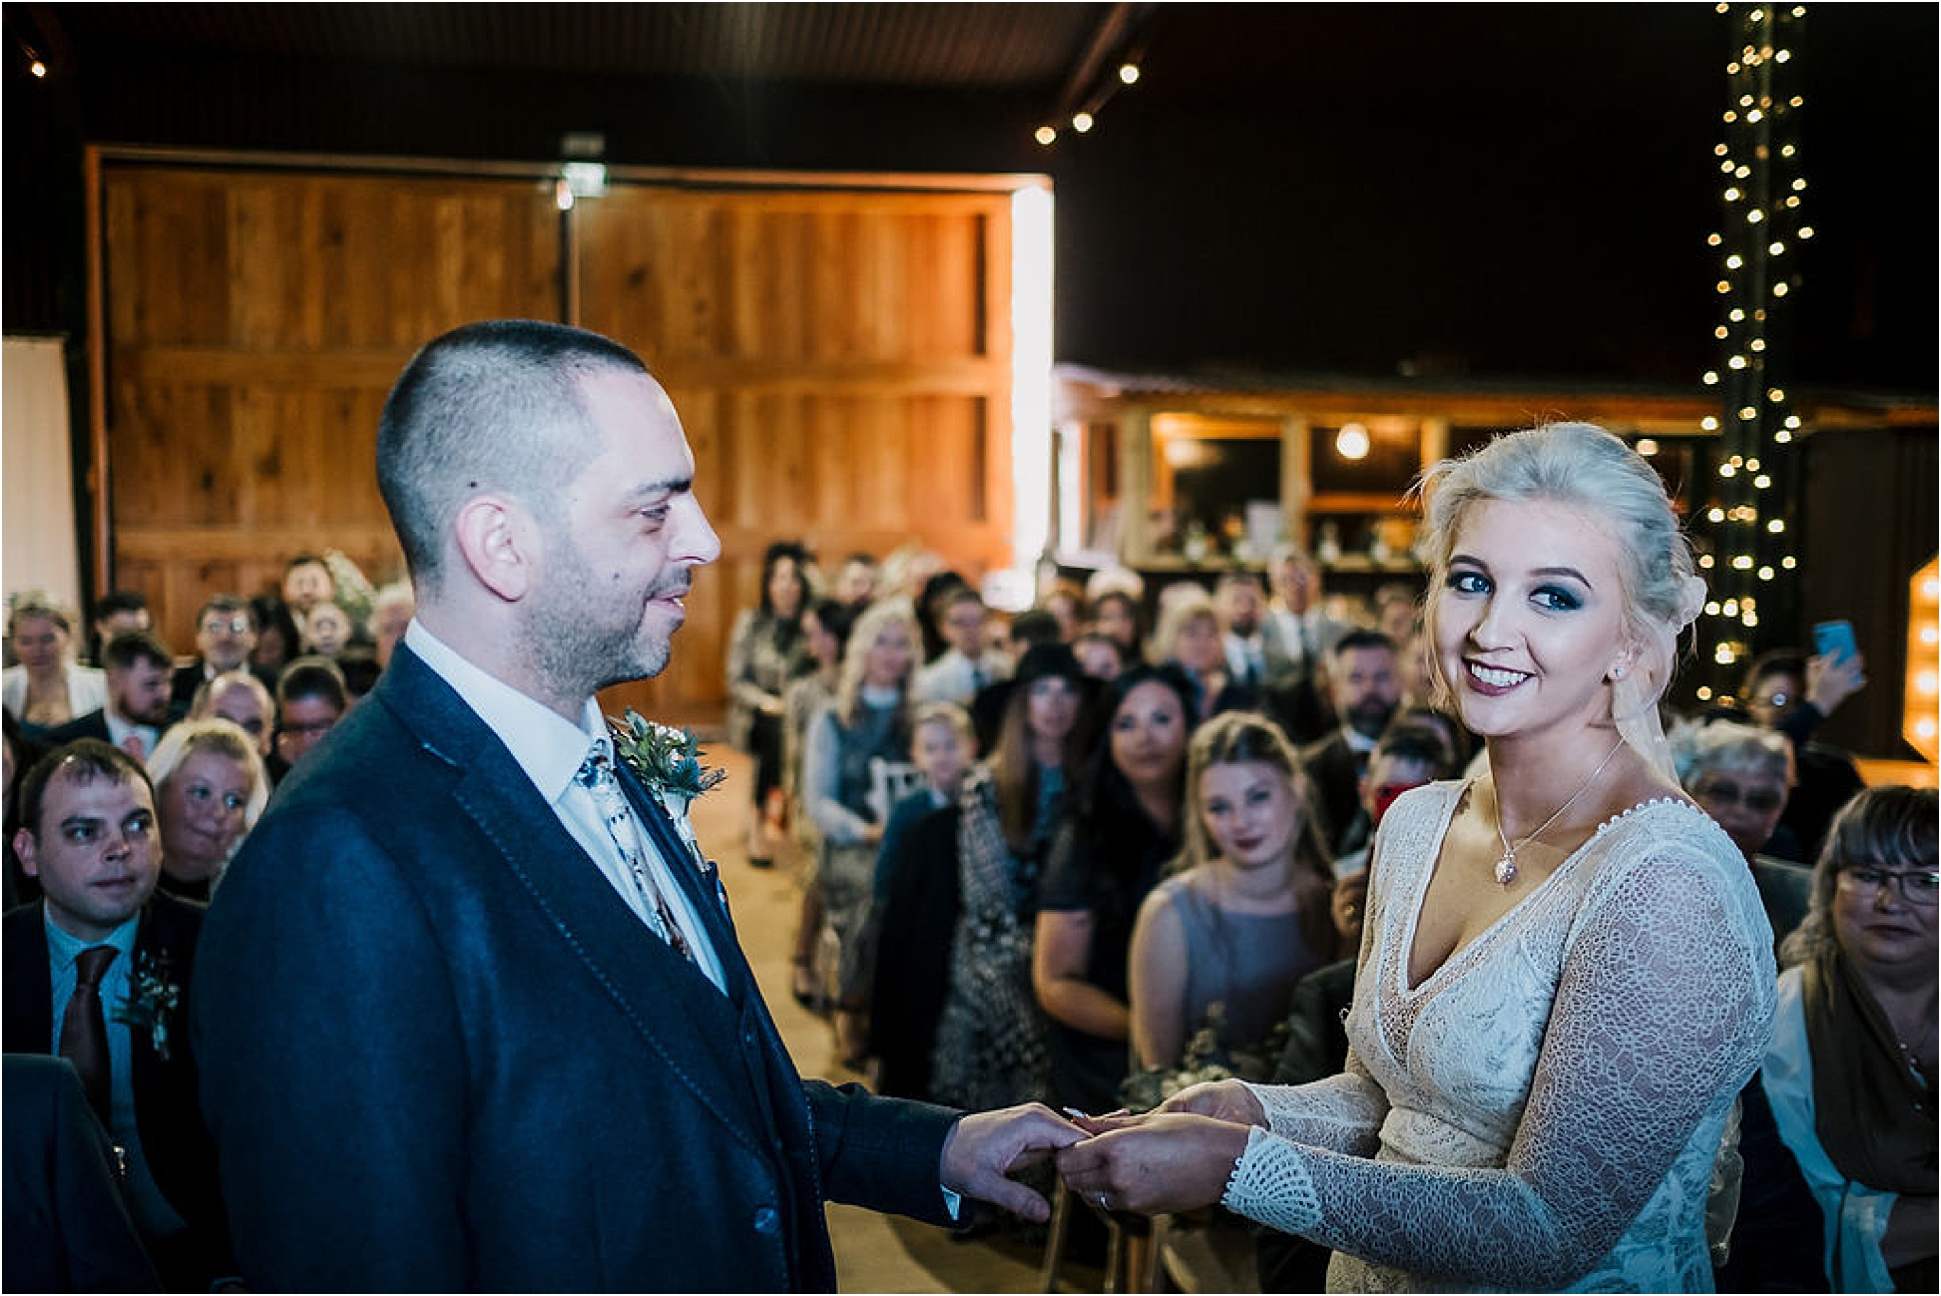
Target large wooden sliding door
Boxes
[92,154,1026,723]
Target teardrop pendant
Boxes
[1493,852,1519,886]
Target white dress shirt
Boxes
[404,621,725,990]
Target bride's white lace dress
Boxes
[1222,780,1776,1291]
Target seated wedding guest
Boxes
[4,711,50,907]
[916,585,1010,708]
[1372,581,1419,646]
[169,595,259,710]
[1397,628,1439,708]
[87,591,152,667]
[187,670,274,759]
[1738,648,1869,866]
[783,597,855,1005]
[802,597,919,1067]
[44,632,175,763]
[302,600,357,660]
[368,580,415,670]
[1297,629,1403,857]
[1736,786,1937,1293]
[1055,422,1774,1292]
[1678,719,1812,947]
[336,646,381,701]
[1040,579,1086,643]
[1390,701,1472,772]
[267,656,348,783]
[869,702,977,1099]
[3,1053,164,1293]
[3,594,106,734]
[1155,588,1245,724]
[1072,629,1127,682]
[1128,711,1338,1076]
[916,569,971,665]
[3,741,231,1288]
[1034,663,1194,1115]
[280,552,336,638]
[1086,587,1146,666]
[970,607,1063,754]
[147,718,268,904]
[1332,720,1456,883]
[926,645,1087,1112]
[246,595,300,683]
[726,540,815,870]
[834,551,880,610]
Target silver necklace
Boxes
[1492,737,1627,886]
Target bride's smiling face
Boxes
[1432,498,1636,743]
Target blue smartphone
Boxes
[1813,619,1858,665]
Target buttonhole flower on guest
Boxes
[607,709,728,819]
[112,951,182,1062]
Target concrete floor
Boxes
[688,743,1103,1294]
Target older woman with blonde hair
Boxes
[1678,718,1812,948]
[1058,422,1774,1291]
[146,717,269,902]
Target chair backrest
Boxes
[867,756,926,823]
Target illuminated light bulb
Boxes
[1697,685,1715,702]
[1716,281,1732,295]
[1728,355,1748,369]
[1119,64,1141,84]
[1724,187,1742,201]
[1780,143,1796,157]
[1634,438,1660,456]
[1798,225,1814,238]
[1715,326,1730,340]
[1714,2,1727,12]
[1919,671,1939,697]
[1921,626,1939,647]
[1705,601,1723,617]
[1723,110,1738,123]
[1747,209,1765,223]
[1730,455,1745,468]
[1735,166,1751,179]
[1730,308,1746,322]
[1790,96,1803,108]
[1728,61,1742,74]
[1775,429,1793,443]
[1768,519,1785,533]
[1335,422,1371,461]
[1733,556,1755,571]
[1781,556,1797,570]
[1750,338,1767,352]
[1720,160,1736,174]
[1701,416,1720,431]
[1919,717,1938,741]
[1747,458,1761,471]
[1739,407,1757,421]
[1723,599,1740,618]
[1726,254,1744,269]
[1035,125,1058,146]
[1707,507,1727,523]
[1745,611,1759,628]
[1749,8,1764,20]
[1739,94,1755,108]
[1699,554,1717,569]
[1758,566,1776,581]
[1776,48,1792,62]
[1784,414,1801,428]
[1925,578,1940,600]
[30,60,47,78]
[1766,388,1784,402]
[1707,232,1723,246]
[1715,144,1730,157]
[1784,196,1801,208]
[1754,474,1772,489]
[1769,241,1786,255]
[1715,644,1737,665]
[1771,282,1790,297]
[1071,112,1094,132]
[1720,463,1738,479]
[1747,109,1764,123]
[1704,370,1721,385]
[1792,178,1807,191]
[554,179,575,211]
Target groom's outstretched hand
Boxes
[940,1104,1084,1223]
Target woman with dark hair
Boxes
[1087,589,1146,667]
[783,597,857,1005]
[725,540,814,868]
[1033,662,1195,1115]
[248,595,302,685]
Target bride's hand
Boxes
[1157,1078,1267,1127]
[1056,1112,1254,1216]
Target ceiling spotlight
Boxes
[1119,64,1140,85]
[1335,422,1371,461]
[1071,112,1094,133]
[1034,125,1057,147]
[30,60,48,78]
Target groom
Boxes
[193,320,1079,1291]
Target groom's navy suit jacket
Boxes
[193,646,960,1292]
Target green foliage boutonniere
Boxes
[607,709,727,819]
[112,950,183,1062]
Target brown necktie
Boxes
[59,945,119,1122]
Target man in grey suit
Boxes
[193,320,1078,1291]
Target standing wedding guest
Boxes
[1034,663,1195,1115]
[192,321,1077,1292]
[1739,786,1937,1293]
[146,719,268,904]
[44,632,175,763]
[725,540,815,869]
[927,644,1088,1112]
[187,671,274,759]
[5,741,231,1289]
[1736,648,1868,866]
[803,597,921,1067]
[4,595,106,733]
[1056,422,1775,1292]
[1128,711,1337,1075]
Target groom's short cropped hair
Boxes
[376,319,650,593]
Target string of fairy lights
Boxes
[1691,3,1810,705]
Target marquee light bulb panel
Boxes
[1697,3,1808,704]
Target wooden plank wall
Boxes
[95,161,1016,724]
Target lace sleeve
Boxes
[1222,843,1776,1289]
[1243,1055,1388,1156]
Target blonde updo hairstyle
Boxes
[1415,423,1706,772]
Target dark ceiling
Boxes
[5,3,1935,390]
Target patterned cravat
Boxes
[60,945,119,1122]
[576,748,695,964]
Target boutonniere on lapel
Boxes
[607,710,733,914]
[111,950,182,1061]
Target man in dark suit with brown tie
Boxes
[193,320,1079,1292]
[3,739,229,1289]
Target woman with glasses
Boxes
[1734,785,1939,1292]
[1679,719,1814,949]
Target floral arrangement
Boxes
[111,950,182,1062]
[1119,1002,1290,1114]
[607,710,727,817]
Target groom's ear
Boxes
[452,495,538,603]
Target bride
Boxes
[1057,423,1776,1291]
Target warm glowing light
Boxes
[1701,416,1720,431]
[1775,430,1793,443]
[1035,125,1057,146]
[1335,423,1371,461]
[1719,464,1737,479]
[1769,241,1785,255]
[1705,601,1723,617]
[1697,685,1715,701]
[1071,112,1094,133]
[1733,556,1755,571]
[1704,370,1721,384]
[1773,282,1790,297]
[1119,64,1140,84]
[1010,184,1056,575]
[1782,556,1797,570]
[1724,187,1742,202]
[1758,566,1776,581]
[1918,672,1938,697]
[1729,356,1748,370]
[1726,255,1743,269]
[1922,626,1939,647]
[1754,475,1772,489]
[1707,507,1726,523]
[1636,438,1660,456]
[30,60,47,78]
[1699,554,1716,569]
[1798,225,1814,238]
[1768,519,1785,533]
[1747,209,1765,224]
[1707,232,1723,246]
[553,179,575,211]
